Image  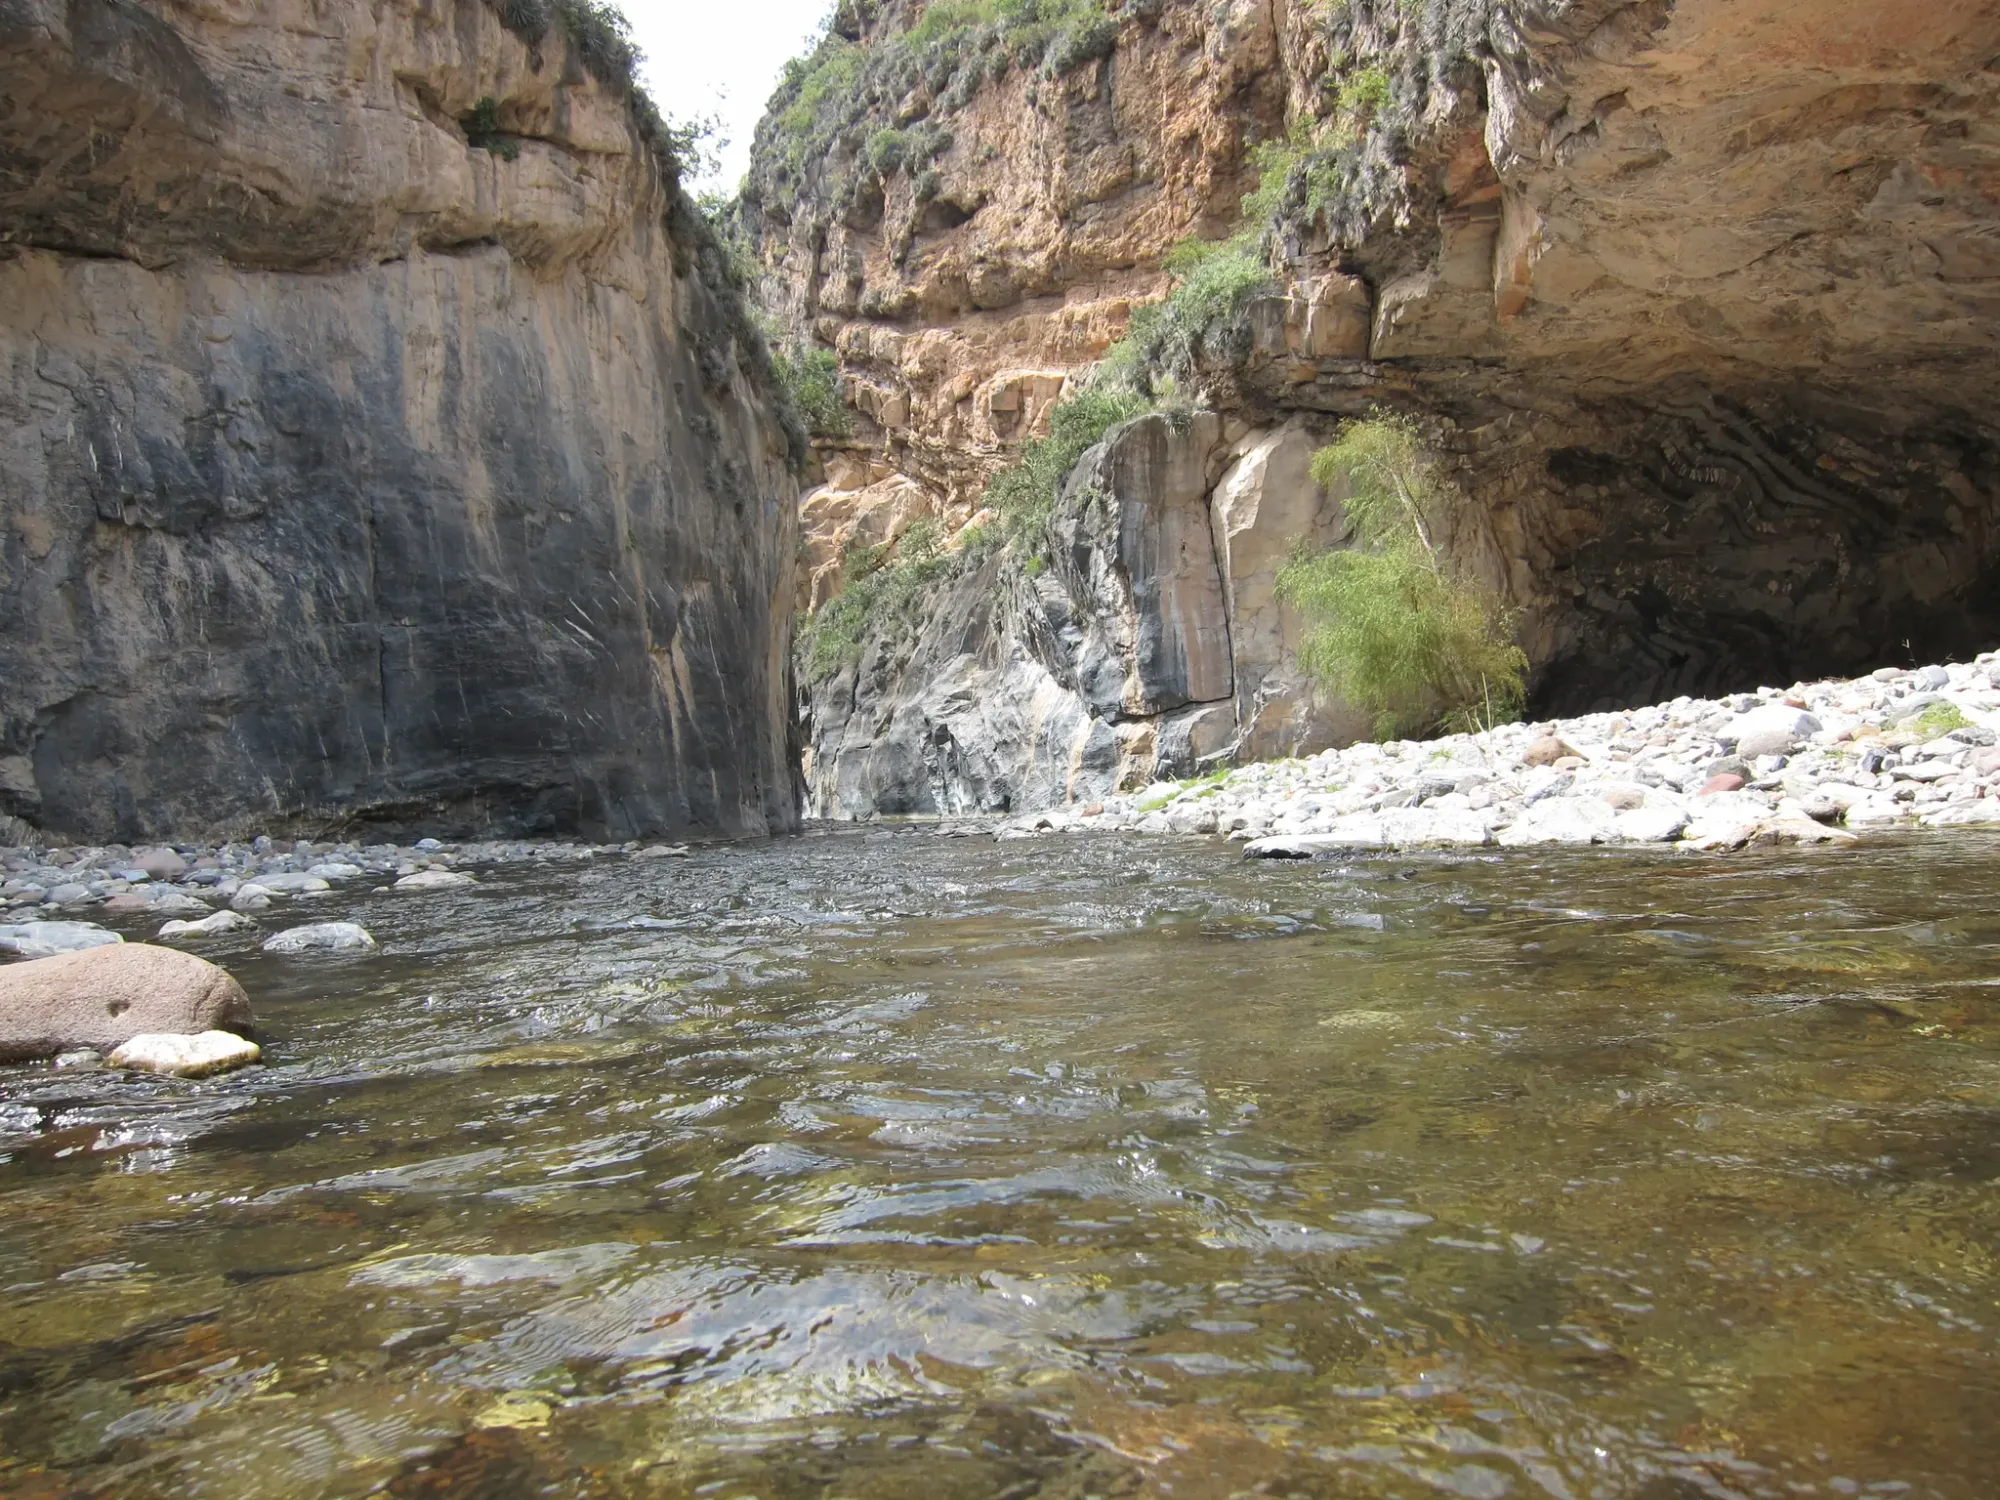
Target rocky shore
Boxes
[0,835,686,933]
[998,656,2000,855]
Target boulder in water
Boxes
[253,872,331,894]
[0,944,253,1062]
[394,870,475,891]
[159,910,258,940]
[262,922,376,954]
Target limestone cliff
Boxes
[0,0,802,842]
[754,0,2000,818]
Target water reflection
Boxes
[2,829,1996,1496]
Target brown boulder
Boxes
[0,944,253,1062]
[1523,735,1577,767]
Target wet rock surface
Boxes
[261,923,377,955]
[0,921,122,957]
[106,1030,261,1078]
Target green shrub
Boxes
[1107,236,1273,393]
[773,346,850,438]
[984,386,1148,543]
[1278,416,1526,739]
[492,0,550,42]
[752,0,1119,212]
[458,96,521,160]
[1902,700,1971,737]
[803,529,958,680]
[557,0,641,89]
[865,127,911,175]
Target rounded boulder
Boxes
[1522,735,1578,768]
[0,944,254,1063]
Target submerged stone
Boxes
[0,922,123,959]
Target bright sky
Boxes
[627,0,833,193]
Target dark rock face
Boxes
[1524,394,2000,715]
[0,0,800,842]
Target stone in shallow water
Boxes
[0,944,253,1061]
[107,1030,261,1078]
[632,844,690,859]
[262,922,376,954]
[0,922,123,958]
[159,910,258,940]
[1923,801,2000,827]
[1843,796,1910,827]
[1612,804,1689,843]
[395,870,476,891]
[131,847,188,879]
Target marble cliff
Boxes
[0,0,802,841]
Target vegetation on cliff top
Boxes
[785,0,1526,679]
[1279,417,1526,739]
[747,0,1119,220]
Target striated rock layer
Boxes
[0,0,801,842]
[756,0,2000,818]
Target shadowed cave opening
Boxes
[1522,389,2000,717]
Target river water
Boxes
[1,828,1996,1498]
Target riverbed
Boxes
[2,827,1996,1497]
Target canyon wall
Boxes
[0,0,801,842]
[755,0,2000,818]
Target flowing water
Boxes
[2,829,1998,1499]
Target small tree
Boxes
[1277,416,1528,739]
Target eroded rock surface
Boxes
[761,0,2000,818]
[1,0,801,843]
